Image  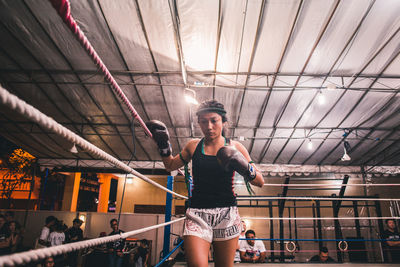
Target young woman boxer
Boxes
[146,100,263,267]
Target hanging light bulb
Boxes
[307,139,313,150]
[341,141,351,161]
[317,90,325,105]
[70,144,78,154]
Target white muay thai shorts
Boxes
[183,206,241,243]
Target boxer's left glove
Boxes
[216,146,256,182]
[146,120,172,157]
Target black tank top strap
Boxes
[200,137,230,154]
[224,137,230,145]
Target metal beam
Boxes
[248,0,304,156]
[234,0,267,138]
[212,0,222,99]
[0,114,67,159]
[334,113,400,165]
[0,19,120,159]
[258,0,341,163]
[285,0,377,164]
[308,23,400,165]
[133,0,182,152]
[4,80,400,93]
[2,68,400,79]
[23,0,140,161]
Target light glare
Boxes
[184,94,199,105]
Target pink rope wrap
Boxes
[48,0,152,137]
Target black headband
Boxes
[195,107,226,116]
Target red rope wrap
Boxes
[48,0,152,138]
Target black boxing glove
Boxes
[216,146,256,182]
[146,120,172,157]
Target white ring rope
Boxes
[260,183,400,187]
[242,216,400,221]
[0,217,185,267]
[237,196,400,201]
[0,85,187,200]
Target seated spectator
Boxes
[48,220,65,247]
[65,218,83,243]
[107,219,125,267]
[37,216,57,248]
[42,256,55,267]
[8,220,22,253]
[0,215,10,255]
[48,220,66,266]
[309,247,335,263]
[134,239,149,267]
[4,211,15,223]
[383,219,400,262]
[65,218,83,267]
[239,229,266,263]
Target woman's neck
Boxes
[204,135,224,146]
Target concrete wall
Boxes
[116,175,187,213]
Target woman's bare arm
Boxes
[233,141,264,187]
[162,139,199,172]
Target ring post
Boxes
[163,175,174,258]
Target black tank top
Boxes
[189,138,237,208]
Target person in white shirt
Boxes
[37,216,57,248]
[239,229,266,263]
[234,221,247,263]
[48,220,65,247]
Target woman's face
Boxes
[198,112,224,140]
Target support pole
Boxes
[361,166,375,261]
[316,200,323,249]
[375,198,386,262]
[293,200,299,250]
[269,200,274,262]
[353,201,362,238]
[163,175,174,257]
[278,176,290,262]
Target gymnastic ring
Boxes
[338,240,348,252]
[285,241,296,253]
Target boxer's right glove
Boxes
[216,146,256,182]
[146,120,172,157]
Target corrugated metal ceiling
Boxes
[0,0,399,169]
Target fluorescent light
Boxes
[317,91,325,105]
[307,140,313,150]
[184,87,199,105]
[184,94,199,105]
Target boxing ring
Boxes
[1,0,400,266]
[1,74,400,266]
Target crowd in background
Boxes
[0,211,22,255]
[1,211,398,265]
